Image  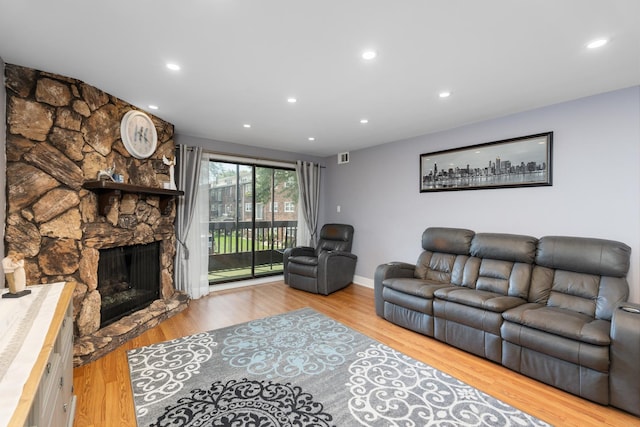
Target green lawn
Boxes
[208,263,283,283]
[213,234,274,254]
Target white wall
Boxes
[323,87,640,303]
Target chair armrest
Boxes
[288,246,315,257]
[316,251,358,295]
[374,262,416,316]
[610,302,640,416]
[317,250,357,267]
[283,246,316,284]
[321,250,357,260]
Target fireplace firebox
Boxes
[98,242,160,327]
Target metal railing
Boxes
[209,220,297,254]
[208,221,297,275]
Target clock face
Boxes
[120,110,158,159]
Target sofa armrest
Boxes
[610,302,640,416]
[374,262,416,316]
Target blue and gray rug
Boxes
[127,308,549,426]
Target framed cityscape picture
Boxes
[420,132,553,192]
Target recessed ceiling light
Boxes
[166,63,181,71]
[243,124,251,128]
[360,119,369,124]
[587,38,608,49]
[308,137,315,141]
[148,105,159,110]
[287,97,297,103]
[439,91,451,98]
[362,50,377,60]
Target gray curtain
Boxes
[296,160,321,246]
[175,144,203,293]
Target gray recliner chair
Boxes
[283,224,357,295]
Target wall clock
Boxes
[120,110,158,159]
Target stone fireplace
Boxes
[4,64,189,366]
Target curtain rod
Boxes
[180,145,326,168]
[196,149,326,168]
[205,150,295,167]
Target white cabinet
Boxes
[25,300,75,427]
[1,282,75,427]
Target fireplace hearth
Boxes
[98,242,160,327]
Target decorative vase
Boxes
[163,155,177,190]
[13,264,26,293]
[6,272,16,293]
[2,252,26,294]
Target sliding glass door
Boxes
[205,159,298,284]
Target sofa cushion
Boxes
[502,303,611,345]
[382,278,452,299]
[474,260,533,299]
[547,270,599,317]
[434,287,526,313]
[534,236,630,321]
[465,233,536,299]
[475,259,513,294]
[415,252,454,281]
[287,257,318,278]
[414,252,468,283]
[414,227,473,285]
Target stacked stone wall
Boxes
[4,64,187,365]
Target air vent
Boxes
[338,152,350,164]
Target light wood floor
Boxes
[73,281,640,427]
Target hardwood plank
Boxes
[72,282,640,427]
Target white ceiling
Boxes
[1,1,639,157]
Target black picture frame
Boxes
[420,132,553,192]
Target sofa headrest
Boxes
[422,227,474,255]
[536,236,631,277]
[471,233,538,263]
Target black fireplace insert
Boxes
[98,241,160,327]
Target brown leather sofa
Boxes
[375,227,640,417]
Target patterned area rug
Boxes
[128,308,550,426]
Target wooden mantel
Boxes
[82,180,184,216]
